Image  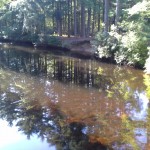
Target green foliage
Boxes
[93,0,150,68]
[92,30,122,63]
[0,0,65,46]
[0,0,52,41]
[120,29,148,67]
[92,30,119,59]
[145,48,150,74]
[47,36,62,46]
[0,0,10,8]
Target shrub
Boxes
[47,36,62,46]
[92,26,149,68]
[145,48,150,74]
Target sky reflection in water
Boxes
[0,120,55,150]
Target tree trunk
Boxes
[87,7,91,37]
[57,1,62,36]
[92,8,95,36]
[67,0,70,37]
[104,0,109,32]
[70,0,73,35]
[52,0,55,33]
[73,0,77,36]
[98,1,101,32]
[81,1,85,37]
[115,0,121,27]
[103,0,105,22]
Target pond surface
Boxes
[0,44,150,150]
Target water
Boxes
[0,44,150,150]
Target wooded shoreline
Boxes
[0,37,148,69]
[0,37,96,58]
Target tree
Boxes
[80,0,85,37]
[115,0,121,27]
[73,0,77,36]
[92,0,150,68]
[104,0,109,32]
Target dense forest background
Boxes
[0,0,150,69]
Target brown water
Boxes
[0,44,150,150]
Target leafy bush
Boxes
[91,27,121,61]
[145,48,150,74]
[92,1,150,68]
[120,30,148,67]
[47,36,62,46]
[92,25,149,67]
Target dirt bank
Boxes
[0,37,95,58]
[58,37,95,57]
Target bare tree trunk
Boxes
[115,0,121,27]
[104,0,109,32]
[103,0,105,22]
[98,1,101,32]
[67,0,70,37]
[52,1,55,33]
[81,1,85,37]
[92,8,95,36]
[57,1,62,36]
[70,0,73,35]
[58,20,62,36]
[87,7,91,37]
[73,0,77,36]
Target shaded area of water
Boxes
[0,44,150,150]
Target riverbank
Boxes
[0,37,95,58]
[59,36,95,58]
[0,37,147,69]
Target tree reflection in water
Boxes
[0,69,107,150]
[144,74,150,150]
[0,46,150,149]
